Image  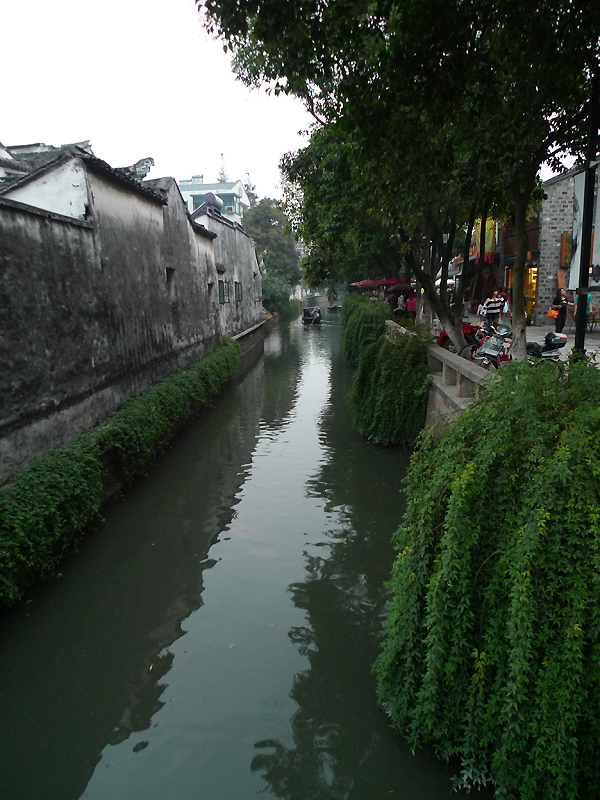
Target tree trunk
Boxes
[403,230,468,353]
[511,191,529,360]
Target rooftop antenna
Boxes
[217,153,228,183]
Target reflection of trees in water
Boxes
[252,324,486,800]
[252,575,382,799]
[307,335,411,535]
[251,328,406,798]
[251,549,406,799]
[261,324,303,431]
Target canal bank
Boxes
[0,316,490,800]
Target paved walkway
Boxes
[463,313,600,361]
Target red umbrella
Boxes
[387,282,413,294]
[350,279,377,288]
[350,277,400,288]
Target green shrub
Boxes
[0,339,241,607]
[279,298,301,320]
[340,294,390,366]
[349,330,430,445]
[0,434,103,607]
[262,271,295,315]
[96,338,241,478]
[375,358,600,799]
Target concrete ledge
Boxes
[231,319,268,356]
[427,345,489,383]
[385,319,415,342]
[426,345,489,427]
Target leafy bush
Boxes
[96,338,241,477]
[0,434,103,607]
[280,298,301,320]
[262,271,295,315]
[375,358,600,799]
[340,294,390,365]
[0,339,240,607]
[349,329,430,445]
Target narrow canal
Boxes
[0,317,483,800]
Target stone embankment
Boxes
[385,321,488,427]
[425,346,488,426]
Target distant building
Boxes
[178,175,250,224]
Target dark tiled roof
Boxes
[82,155,166,204]
[144,176,175,193]
[0,151,166,205]
[0,155,71,196]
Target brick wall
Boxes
[536,170,586,325]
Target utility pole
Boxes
[574,66,600,354]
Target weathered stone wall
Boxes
[0,172,256,483]
[536,170,577,325]
[199,213,263,336]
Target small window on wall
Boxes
[219,280,230,304]
[234,282,242,302]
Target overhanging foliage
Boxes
[375,358,600,798]
[341,295,429,445]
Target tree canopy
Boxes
[243,197,302,314]
[199,0,600,355]
[280,125,404,288]
[243,197,302,285]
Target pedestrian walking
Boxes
[500,290,510,322]
[483,290,503,329]
[477,300,486,325]
[551,288,570,333]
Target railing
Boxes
[385,320,489,425]
[426,345,489,425]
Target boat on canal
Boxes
[302,306,322,325]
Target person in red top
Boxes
[406,295,417,317]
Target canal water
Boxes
[0,317,485,800]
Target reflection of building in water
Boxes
[0,357,266,800]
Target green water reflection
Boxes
[0,318,492,800]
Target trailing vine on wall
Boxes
[341,294,429,445]
[340,294,390,366]
[349,332,430,445]
[375,358,600,799]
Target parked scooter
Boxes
[495,330,568,367]
[525,331,568,363]
[459,323,513,369]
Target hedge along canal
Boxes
[0,318,494,800]
[0,338,242,607]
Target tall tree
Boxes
[217,152,228,182]
[243,173,258,205]
[280,125,404,289]
[200,0,600,355]
[243,197,302,285]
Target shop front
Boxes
[504,259,539,322]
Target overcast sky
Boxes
[3,0,314,198]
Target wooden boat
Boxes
[302,307,322,325]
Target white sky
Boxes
[3,0,314,198]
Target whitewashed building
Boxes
[178,176,250,224]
